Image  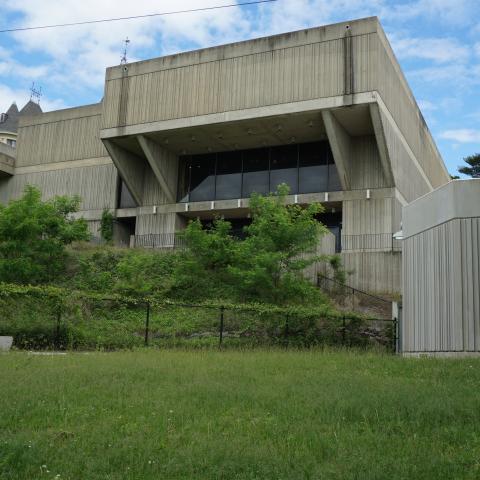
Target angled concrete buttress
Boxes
[103,139,145,205]
[137,135,177,203]
[321,110,351,190]
[369,104,394,186]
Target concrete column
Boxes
[369,104,394,186]
[322,110,351,190]
[137,135,177,203]
[103,139,145,205]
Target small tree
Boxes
[237,184,328,303]
[458,153,480,178]
[99,209,114,244]
[176,184,329,304]
[0,185,90,284]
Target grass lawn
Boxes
[0,350,479,479]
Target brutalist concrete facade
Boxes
[0,17,450,294]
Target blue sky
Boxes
[1,0,479,176]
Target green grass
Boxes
[1,350,479,479]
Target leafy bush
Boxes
[174,184,330,305]
[99,209,114,243]
[0,185,90,284]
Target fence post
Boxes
[144,301,150,347]
[55,302,62,350]
[219,306,225,347]
[392,317,397,354]
[342,316,346,346]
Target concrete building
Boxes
[402,180,480,356]
[0,17,450,293]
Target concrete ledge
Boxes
[100,92,378,139]
[18,103,102,128]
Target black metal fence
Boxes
[341,233,402,252]
[0,289,397,352]
[317,273,393,319]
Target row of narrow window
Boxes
[177,141,341,202]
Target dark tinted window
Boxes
[189,154,216,202]
[177,140,338,202]
[270,144,298,193]
[299,142,329,193]
[242,148,269,197]
[215,151,242,200]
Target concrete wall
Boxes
[101,17,448,201]
[402,180,480,355]
[0,103,117,214]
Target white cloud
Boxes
[408,63,480,88]
[391,36,469,63]
[382,0,478,26]
[2,0,252,96]
[440,129,480,143]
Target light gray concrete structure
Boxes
[402,180,480,356]
[0,336,13,351]
[0,17,450,293]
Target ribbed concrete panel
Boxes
[377,106,430,202]
[102,36,346,129]
[343,198,393,237]
[374,30,450,189]
[0,163,117,211]
[86,220,102,239]
[16,107,107,167]
[135,213,180,235]
[402,219,478,352]
[304,232,337,282]
[350,136,388,190]
[402,180,480,354]
[341,251,401,294]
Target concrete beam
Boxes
[369,103,394,186]
[137,135,176,203]
[321,110,351,190]
[103,139,144,205]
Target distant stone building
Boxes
[0,100,42,148]
[0,17,451,294]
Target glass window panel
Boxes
[270,144,298,170]
[242,148,269,172]
[270,168,298,193]
[270,145,298,193]
[299,165,329,193]
[189,154,216,202]
[215,151,242,200]
[242,148,269,197]
[299,142,328,167]
[242,171,270,197]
